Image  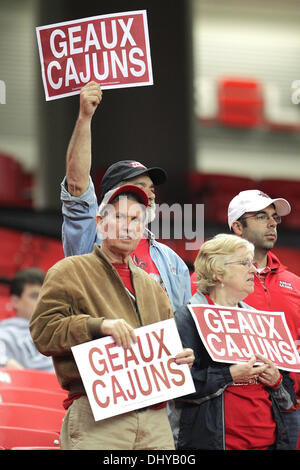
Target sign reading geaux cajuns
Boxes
[188,304,300,372]
[71,319,195,421]
[36,10,153,101]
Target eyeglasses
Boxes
[225,260,254,269]
[240,212,281,224]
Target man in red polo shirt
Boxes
[227,189,300,450]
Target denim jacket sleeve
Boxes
[149,240,192,312]
[60,176,99,256]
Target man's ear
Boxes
[10,294,20,311]
[95,215,103,228]
[231,221,243,237]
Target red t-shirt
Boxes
[131,237,165,291]
[190,271,197,295]
[112,262,134,294]
[204,294,276,450]
[113,258,166,411]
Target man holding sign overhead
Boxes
[60,80,192,312]
[30,184,194,450]
[173,234,296,450]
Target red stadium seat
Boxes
[0,153,24,206]
[186,171,207,203]
[0,385,66,410]
[0,426,60,450]
[0,367,62,392]
[200,173,256,223]
[0,403,65,433]
[258,178,300,230]
[11,446,60,450]
[0,227,64,280]
[218,78,264,128]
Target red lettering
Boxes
[137,333,154,362]
[111,375,128,404]
[150,361,171,391]
[89,347,109,376]
[134,367,152,396]
[124,346,140,368]
[126,370,137,400]
[92,379,110,408]
[167,358,185,386]
[105,342,123,372]
[152,328,171,358]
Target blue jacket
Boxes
[60,177,192,312]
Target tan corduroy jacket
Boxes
[30,244,173,394]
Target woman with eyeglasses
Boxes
[171,233,296,450]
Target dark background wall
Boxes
[37,0,195,210]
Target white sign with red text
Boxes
[71,318,195,421]
[36,10,153,100]
[188,304,300,372]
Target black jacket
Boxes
[173,292,296,450]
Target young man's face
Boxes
[97,197,146,257]
[11,284,42,320]
[235,204,279,252]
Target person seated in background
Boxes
[172,234,296,450]
[0,267,54,372]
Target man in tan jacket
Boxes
[30,184,193,450]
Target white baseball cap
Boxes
[228,189,291,228]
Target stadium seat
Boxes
[0,426,60,450]
[11,446,60,450]
[0,227,64,280]
[258,178,300,230]
[0,367,62,392]
[0,403,65,433]
[0,153,24,206]
[218,78,264,128]
[0,385,66,410]
[186,171,207,203]
[198,172,256,223]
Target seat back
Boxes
[0,403,65,433]
[0,426,60,450]
[0,385,66,410]
[0,367,61,392]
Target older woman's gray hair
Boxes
[194,233,254,294]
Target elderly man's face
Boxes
[97,197,146,256]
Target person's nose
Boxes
[249,263,257,274]
[146,187,155,203]
[267,216,277,228]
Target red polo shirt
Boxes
[245,251,300,400]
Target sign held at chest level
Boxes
[72,318,195,421]
[188,304,300,372]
